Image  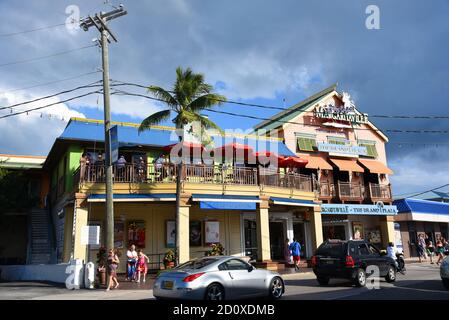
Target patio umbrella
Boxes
[254,151,285,167]
[214,142,254,164]
[163,141,204,159]
[279,156,309,168]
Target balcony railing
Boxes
[74,163,314,192]
[369,183,392,203]
[319,181,336,201]
[337,181,364,203]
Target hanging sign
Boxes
[110,125,119,164]
[317,142,367,156]
[81,226,100,245]
[313,106,369,124]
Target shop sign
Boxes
[313,106,369,124]
[317,142,367,156]
[321,203,398,215]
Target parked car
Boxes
[153,256,285,300]
[311,239,397,287]
[440,252,449,290]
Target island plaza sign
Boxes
[317,142,367,156]
[321,203,398,216]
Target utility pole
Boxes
[80,6,127,253]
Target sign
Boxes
[110,125,119,163]
[313,106,369,124]
[81,226,100,245]
[394,223,403,253]
[200,201,256,210]
[321,203,398,215]
[205,221,220,244]
[317,142,367,156]
[166,220,176,248]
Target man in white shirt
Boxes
[126,245,138,281]
[387,242,398,269]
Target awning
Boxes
[271,197,318,207]
[393,198,449,223]
[300,155,333,170]
[328,158,365,173]
[192,194,260,211]
[358,159,394,175]
[87,193,176,202]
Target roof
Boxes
[45,117,297,167]
[0,154,46,169]
[252,83,337,132]
[394,198,449,215]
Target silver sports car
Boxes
[153,256,285,300]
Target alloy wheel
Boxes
[206,284,224,300]
[271,277,284,298]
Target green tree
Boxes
[139,67,226,264]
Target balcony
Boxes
[73,163,315,194]
[318,181,336,202]
[337,181,364,203]
[368,182,393,204]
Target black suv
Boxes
[311,239,397,287]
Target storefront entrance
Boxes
[293,222,307,258]
[269,221,285,260]
[323,225,347,240]
[244,219,258,261]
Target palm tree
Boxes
[139,67,226,265]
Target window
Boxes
[358,140,378,158]
[176,257,219,270]
[358,243,370,255]
[222,259,250,271]
[296,134,316,152]
[327,136,349,145]
[368,244,380,255]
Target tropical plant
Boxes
[205,243,225,256]
[139,67,226,264]
[163,249,176,264]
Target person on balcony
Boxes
[136,156,146,182]
[116,155,127,181]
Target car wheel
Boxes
[354,269,366,287]
[443,278,449,290]
[205,283,225,301]
[385,265,396,283]
[269,277,284,299]
[317,277,330,285]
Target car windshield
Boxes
[175,258,219,270]
[316,242,344,257]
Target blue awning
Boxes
[87,193,176,202]
[200,201,256,210]
[394,198,449,216]
[270,197,317,207]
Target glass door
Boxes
[244,219,258,261]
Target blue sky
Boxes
[0,0,449,196]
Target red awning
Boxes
[279,156,309,168]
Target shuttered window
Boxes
[358,141,378,158]
[297,137,316,152]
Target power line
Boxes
[0,81,102,111]
[110,79,449,120]
[0,44,96,68]
[0,90,102,120]
[395,183,449,199]
[111,89,449,134]
[0,22,68,38]
[0,71,101,95]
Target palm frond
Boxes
[194,114,224,135]
[138,109,171,133]
[147,86,178,108]
[187,93,227,113]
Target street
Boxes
[0,263,447,300]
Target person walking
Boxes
[106,249,119,291]
[126,244,138,281]
[436,239,445,265]
[427,241,435,264]
[283,239,291,265]
[417,233,427,263]
[289,238,301,271]
[136,249,150,283]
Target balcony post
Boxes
[380,215,395,248]
[71,193,89,263]
[256,195,271,262]
[177,193,191,264]
[310,206,324,251]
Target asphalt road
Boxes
[282,263,449,300]
[0,263,447,300]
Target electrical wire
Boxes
[0,81,102,111]
[0,22,69,38]
[0,71,101,95]
[394,183,449,199]
[0,90,102,120]
[0,44,96,68]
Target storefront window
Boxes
[323,225,346,240]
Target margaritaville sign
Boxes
[317,142,367,156]
[321,203,398,216]
[313,106,369,124]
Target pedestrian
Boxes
[283,239,291,264]
[106,248,119,291]
[417,233,427,263]
[387,242,398,269]
[136,249,150,283]
[427,241,435,264]
[436,239,445,265]
[126,244,138,281]
[289,238,301,271]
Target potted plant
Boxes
[163,249,176,269]
[96,247,107,287]
[205,243,225,256]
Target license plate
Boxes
[162,281,174,290]
[325,260,334,265]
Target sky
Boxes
[0,0,448,196]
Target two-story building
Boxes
[253,84,397,249]
[44,118,323,271]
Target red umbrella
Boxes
[163,142,204,158]
[214,143,253,161]
[254,151,285,166]
[279,156,308,168]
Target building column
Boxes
[286,217,294,243]
[178,194,191,264]
[380,215,395,248]
[72,193,88,262]
[309,206,323,252]
[256,197,271,261]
